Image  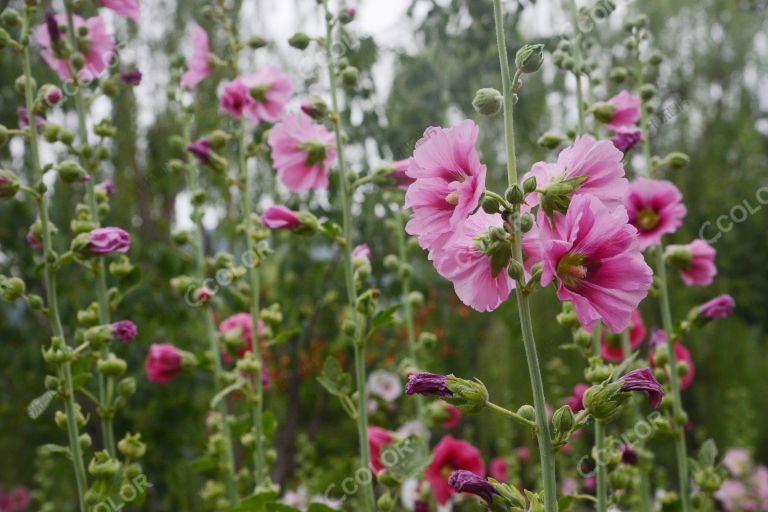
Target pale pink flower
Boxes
[267,113,337,193]
[606,90,641,131]
[667,239,717,287]
[181,27,210,90]
[243,67,293,124]
[262,205,301,230]
[391,159,415,189]
[36,15,115,81]
[352,244,371,262]
[431,212,515,312]
[538,194,653,332]
[625,179,687,250]
[716,480,750,511]
[523,135,627,211]
[723,449,752,477]
[367,369,402,402]
[404,121,487,250]
[99,0,140,22]
[220,78,253,118]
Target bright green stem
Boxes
[322,2,374,509]
[492,1,558,510]
[238,122,266,487]
[21,15,88,510]
[486,402,538,430]
[63,0,116,457]
[181,116,238,503]
[592,323,608,512]
[394,208,426,443]
[655,247,690,512]
[569,0,585,135]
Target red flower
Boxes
[425,435,485,505]
[367,426,394,474]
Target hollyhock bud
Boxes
[620,444,639,465]
[448,470,497,504]
[288,32,311,50]
[118,377,136,397]
[58,160,87,183]
[341,66,359,87]
[591,101,616,123]
[88,451,121,479]
[73,227,131,257]
[117,433,146,459]
[611,127,642,154]
[552,404,575,435]
[120,69,142,86]
[0,28,10,49]
[111,320,137,343]
[582,380,629,423]
[0,170,19,198]
[664,151,690,170]
[97,353,128,377]
[339,7,356,24]
[0,277,25,301]
[145,343,184,384]
[85,325,114,350]
[537,131,567,149]
[407,373,490,414]
[472,88,503,116]
[696,294,735,321]
[301,96,328,119]
[262,205,302,230]
[515,43,544,73]
[43,85,63,106]
[517,404,536,422]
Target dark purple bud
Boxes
[187,138,211,164]
[414,501,429,512]
[111,320,137,343]
[405,372,452,397]
[45,13,61,42]
[620,444,639,465]
[698,294,735,320]
[120,69,143,86]
[17,108,45,131]
[620,368,663,409]
[448,470,497,504]
[611,127,642,154]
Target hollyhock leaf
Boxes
[229,491,279,512]
[699,439,718,467]
[611,351,639,381]
[27,390,56,419]
[381,435,432,482]
[263,411,278,438]
[372,304,401,329]
[307,505,338,512]
[317,356,352,396]
[189,454,219,472]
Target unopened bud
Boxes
[472,88,503,116]
[515,43,544,74]
[0,277,26,301]
[591,101,616,123]
[664,152,690,170]
[288,32,311,50]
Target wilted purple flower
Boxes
[611,126,642,154]
[447,470,497,504]
[699,294,735,319]
[620,368,663,409]
[111,320,137,343]
[88,227,131,255]
[97,181,115,196]
[405,372,452,397]
[620,444,639,465]
[120,69,142,86]
[45,12,61,42]
[187,138,211,164]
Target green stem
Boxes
[238,121,266,487]
[486,402,538,430]
[634,54,652,177]
[492,1,558,510]
[569,0,585,135]
[63,0,116,457]
[20,11,87,510]
[655,246,690,512]
[322,2,374,509]
[592,323,608,512]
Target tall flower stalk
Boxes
[592,323,608,512]
[491,1,558,510]
[322,1,375,509]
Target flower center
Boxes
[557,252,588,289]
[299,139,328,166]
[249,84,270,103]
[636,208,660,231]
[445,191,459,205]
[441,466,454,480]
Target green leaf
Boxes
[38,443,71,456]
[371,304,401,329]
[228,490,278,512]
[27,390,56,419]
[317,356,352,397]
[266,504,301,512]
[267,327,302,347]
[308,504,338,512]
[698,439,718,467]
[262,411,278,438]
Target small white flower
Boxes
[367,369,402,402]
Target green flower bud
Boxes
[247,36,268,49]
[481,196,501,214]
[207,129,231,150]
[444,376,489,414]
[472,88,503,116]
[236,353,261,374]
[0,28,10,49]
[648,50,663,66]
[100,75,119,96]
[519,212,533,233]
[288,32,311,50]
[377,470,400,488]
[418,331,437,349]
[591,101,616,123]
[302,95,328,119]
[57,160,87,183]
[42,123,60,143]
[341,66,359,87]
[664,152,690,170]
[552,405,575,435]
[85,325,114,350]
[507,259,524,281]
[505,185,524,205]
[14,75,35,96]
[109,256,135,278]
[45,375,60,390]
[517,405,536,423]
[515,43,544,74]
[582,380,628,423]
[383,254,399,271]
[118,433,147,459]
[0,169,20,198]
[640,84,657,101]
[407,290,424,309]
[26,294,44,310]
[355,288,380,316]
[88,451,121,479]
[97,353,127,377]
[79,433,92,451]
[609,67,628,83]
[59,129,74,145]
[0,277,25,301]
[585,357,613,383]
[118,377,137,397]
[523,175,537,194]
[1,9,21,28]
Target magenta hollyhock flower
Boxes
[448,470,497,504]
[619,368,664,409]
[490,457,508,482]
[111,320,137,343]
[26,228,43,250]
[145,343,183,384]
[35,15,115,81]
[262,205,301,230]
[443,403,462,429]
[220,78,253,118]
[242,67,293,124]
[120,69,142,86]
[667,239,717,287]
[566,383,590,413]
[517,446,530,464]
[352,244,371,262]
[625,178,687,250]
[367,426,394,474]
[404,120,487,251]
[431,211,515,312]
[600,310,646,362]
[181,27,210,90]
[426,435,485,505]
[699,294,735,319]
[7,486,31,510]
[606,90,641,131]
[187,137,212,164]
[267,113,337,193]
[524,135,628,211]
[88,227,131,255]
[219,312,265,359]
[405,372,451,397]
[538,194,653,332]
[391,158,415,190]
[99,0,140,22]
[611,126,642,154]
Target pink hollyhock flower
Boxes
[367,426,394,474]
[516,446,530,464]
[181,27,210,90]
[443,403,462,429]
[220,78,253,118]
[561,478,578,495]
[391,159,415,189]
[219,312,265,359]
[431,211,515,312]
[666,239,717,287]
[699,294,735,319]
[267,113,337,193]
[606,90,641,131]
[723,449,752,477]
[650,336,695,391]
[99,0,140,22]
[565,383,590,413]
[352,244,371,262]
[490,457,508,482]
[187,138,212,164]
[111,320,137,343]
[7,486,30,510]
[524,135,628,213]
[611,126,642,154]
[538,194,653,332]
[242,67,293,124]
[145,343,183,384]
[87,227,131,255]
[625,179,687,250]
[26,228,42,250]
[600,310,646,362]
[35,15,115,81]
[262,205,301,230]
[583,476,596,492]
[425,435,485,505]
[404,120,487,251]
[716,480,750,511]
